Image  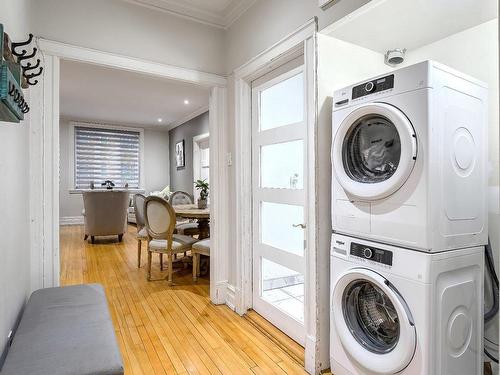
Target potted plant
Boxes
[194,179,209,209]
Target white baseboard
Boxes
[225,283,237,311]
[211,280,228,305]
[60,215,84,226]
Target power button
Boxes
[364,81,375,92]
[363,247,373,259]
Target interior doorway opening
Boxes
[32,39,228,306]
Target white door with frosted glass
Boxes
[251,60,307,345]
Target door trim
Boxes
[234,18,320,373]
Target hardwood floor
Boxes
[60,225,307,375]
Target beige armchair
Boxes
[83,191,130,243]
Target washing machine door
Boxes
[332,268,416,374]
[332,103,417,200]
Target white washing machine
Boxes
[330,233,484,375]
[331,60,488,252]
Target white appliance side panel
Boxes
[430,247,484,375]
[440,85,486,237]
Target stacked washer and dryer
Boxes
[330,61,488,375]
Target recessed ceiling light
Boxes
[157,118,163,123]
[184,99,189,105]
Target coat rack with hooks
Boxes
[0,24,43,123]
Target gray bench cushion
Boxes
[1,284,124,375]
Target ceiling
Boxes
[60,59,209,130]
[324,0,498,53]
[122,0,257,29]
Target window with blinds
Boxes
[74,126,141,189]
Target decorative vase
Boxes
[198,199,207,209]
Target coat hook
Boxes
[22,105,30,114]
[11,34,33,56]
[8,82,15,95]
[17,47,37,62]
[26,66,43,85]
[27,77,39,86]
[22,59,41,73]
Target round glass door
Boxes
[332,103,417,200]
[343,115,401,183]
[332,268,416,374]
[343,280,400,354]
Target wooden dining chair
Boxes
[169,191,194,205]
[192,239,210,282]
[133,193,147,267]
[144,196,197,285]
[169,190,200,237]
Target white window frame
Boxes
[193,132,210,199]
[68,121,145,193]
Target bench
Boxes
[1,284,124,375]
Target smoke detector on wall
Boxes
[385,48,407,66]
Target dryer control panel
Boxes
[350,242,393,266]
[352,74,394,99]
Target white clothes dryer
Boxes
[330,233,484,375]
[331,61,488,252]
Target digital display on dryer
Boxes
[352,74,394,99]
[350,242,393,266]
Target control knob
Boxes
[363,247,373,259]
[364,81,375,92]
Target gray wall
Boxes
[59,119,170,218]
[0,0,32,360]
[169,112,209,194]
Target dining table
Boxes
[173,204,210,239]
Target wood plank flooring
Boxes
[60,225,307,375]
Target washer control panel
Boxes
[350,242,393,266]
[352,74,394,99]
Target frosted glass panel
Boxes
[261,140,303,189]
[261,258,304,323]
[260,72,304,131]
[261,202,304,256]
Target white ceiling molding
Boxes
[167,105,209,130]
[122,0,257,29]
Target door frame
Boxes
[30,39,229,305]
[233,18,325,373]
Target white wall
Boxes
[59,119,170,219]
[0,0,32,361]
[30,0,226,75]
[225,0,370,73]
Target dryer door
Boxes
[332,103,417,200]
[332,268,416,374]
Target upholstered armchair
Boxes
[82,191,130,243]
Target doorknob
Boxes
[292,223,306,229]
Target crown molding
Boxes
[167,105,209,130]
[122,0,257,29]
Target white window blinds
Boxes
[74,126,141,189]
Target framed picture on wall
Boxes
[175,140,185,169]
